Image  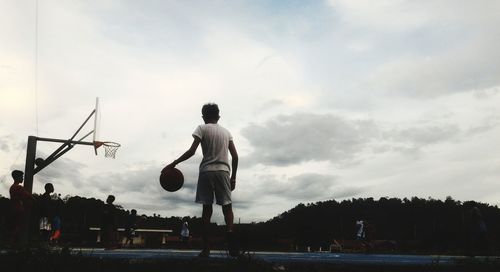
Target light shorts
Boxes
[39,217,51,231]
[195,171,232,206]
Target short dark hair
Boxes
[44,183,54,192]
[107,195,115,203]
[11,170,24,182]
[202,103,220,119]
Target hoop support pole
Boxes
[30,136,95,175]
[37,137,94,145]
[34,144,73,175]
[24,136,37,193]
[44,109,95,163]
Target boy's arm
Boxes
[163,137,201,172]
[228,140,238,191]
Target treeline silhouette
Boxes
[1,194,498,254]
[243,197,499,253]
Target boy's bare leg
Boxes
[222,204,234,232]
[200,204,213,257]
[223,204,239,256]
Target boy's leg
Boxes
[200,204,213,257]
[222,204,234,232]
[223,204,240,256]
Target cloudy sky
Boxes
[1,0,500,223]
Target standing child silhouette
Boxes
[124,209,138,247]
[39,183,54,242]
[163,103,239,257]
[101,195,118,250]
[9,170,32,246]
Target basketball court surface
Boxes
[71,248,498,266]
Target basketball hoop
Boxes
[94,141,120,159]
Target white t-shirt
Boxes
[181,223,189,237]
[192,123,233,173]
[356,220,365,238]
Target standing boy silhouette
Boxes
[9,170,32,246]
[101,195,118,250]
[124,209,138,247]
[163,103,239,257]
[39,183,54,242]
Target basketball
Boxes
[159,167,184,192]
[35,158,45,167]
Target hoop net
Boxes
[94,141,120,159]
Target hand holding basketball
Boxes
[162,161,177,174]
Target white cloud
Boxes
[242,113,378,166]
[328,0,432,31]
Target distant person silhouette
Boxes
[124,209,138,247]
[163,103,239,257]
[180,221,190,243]
[50,194,62,244]
[39,183,54,242]
[9,170,32,247]
[50,215,61,244]
[355,220,365,241]
[363,220,375,252]
[468,206,489,255]
[101,195,118,250]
